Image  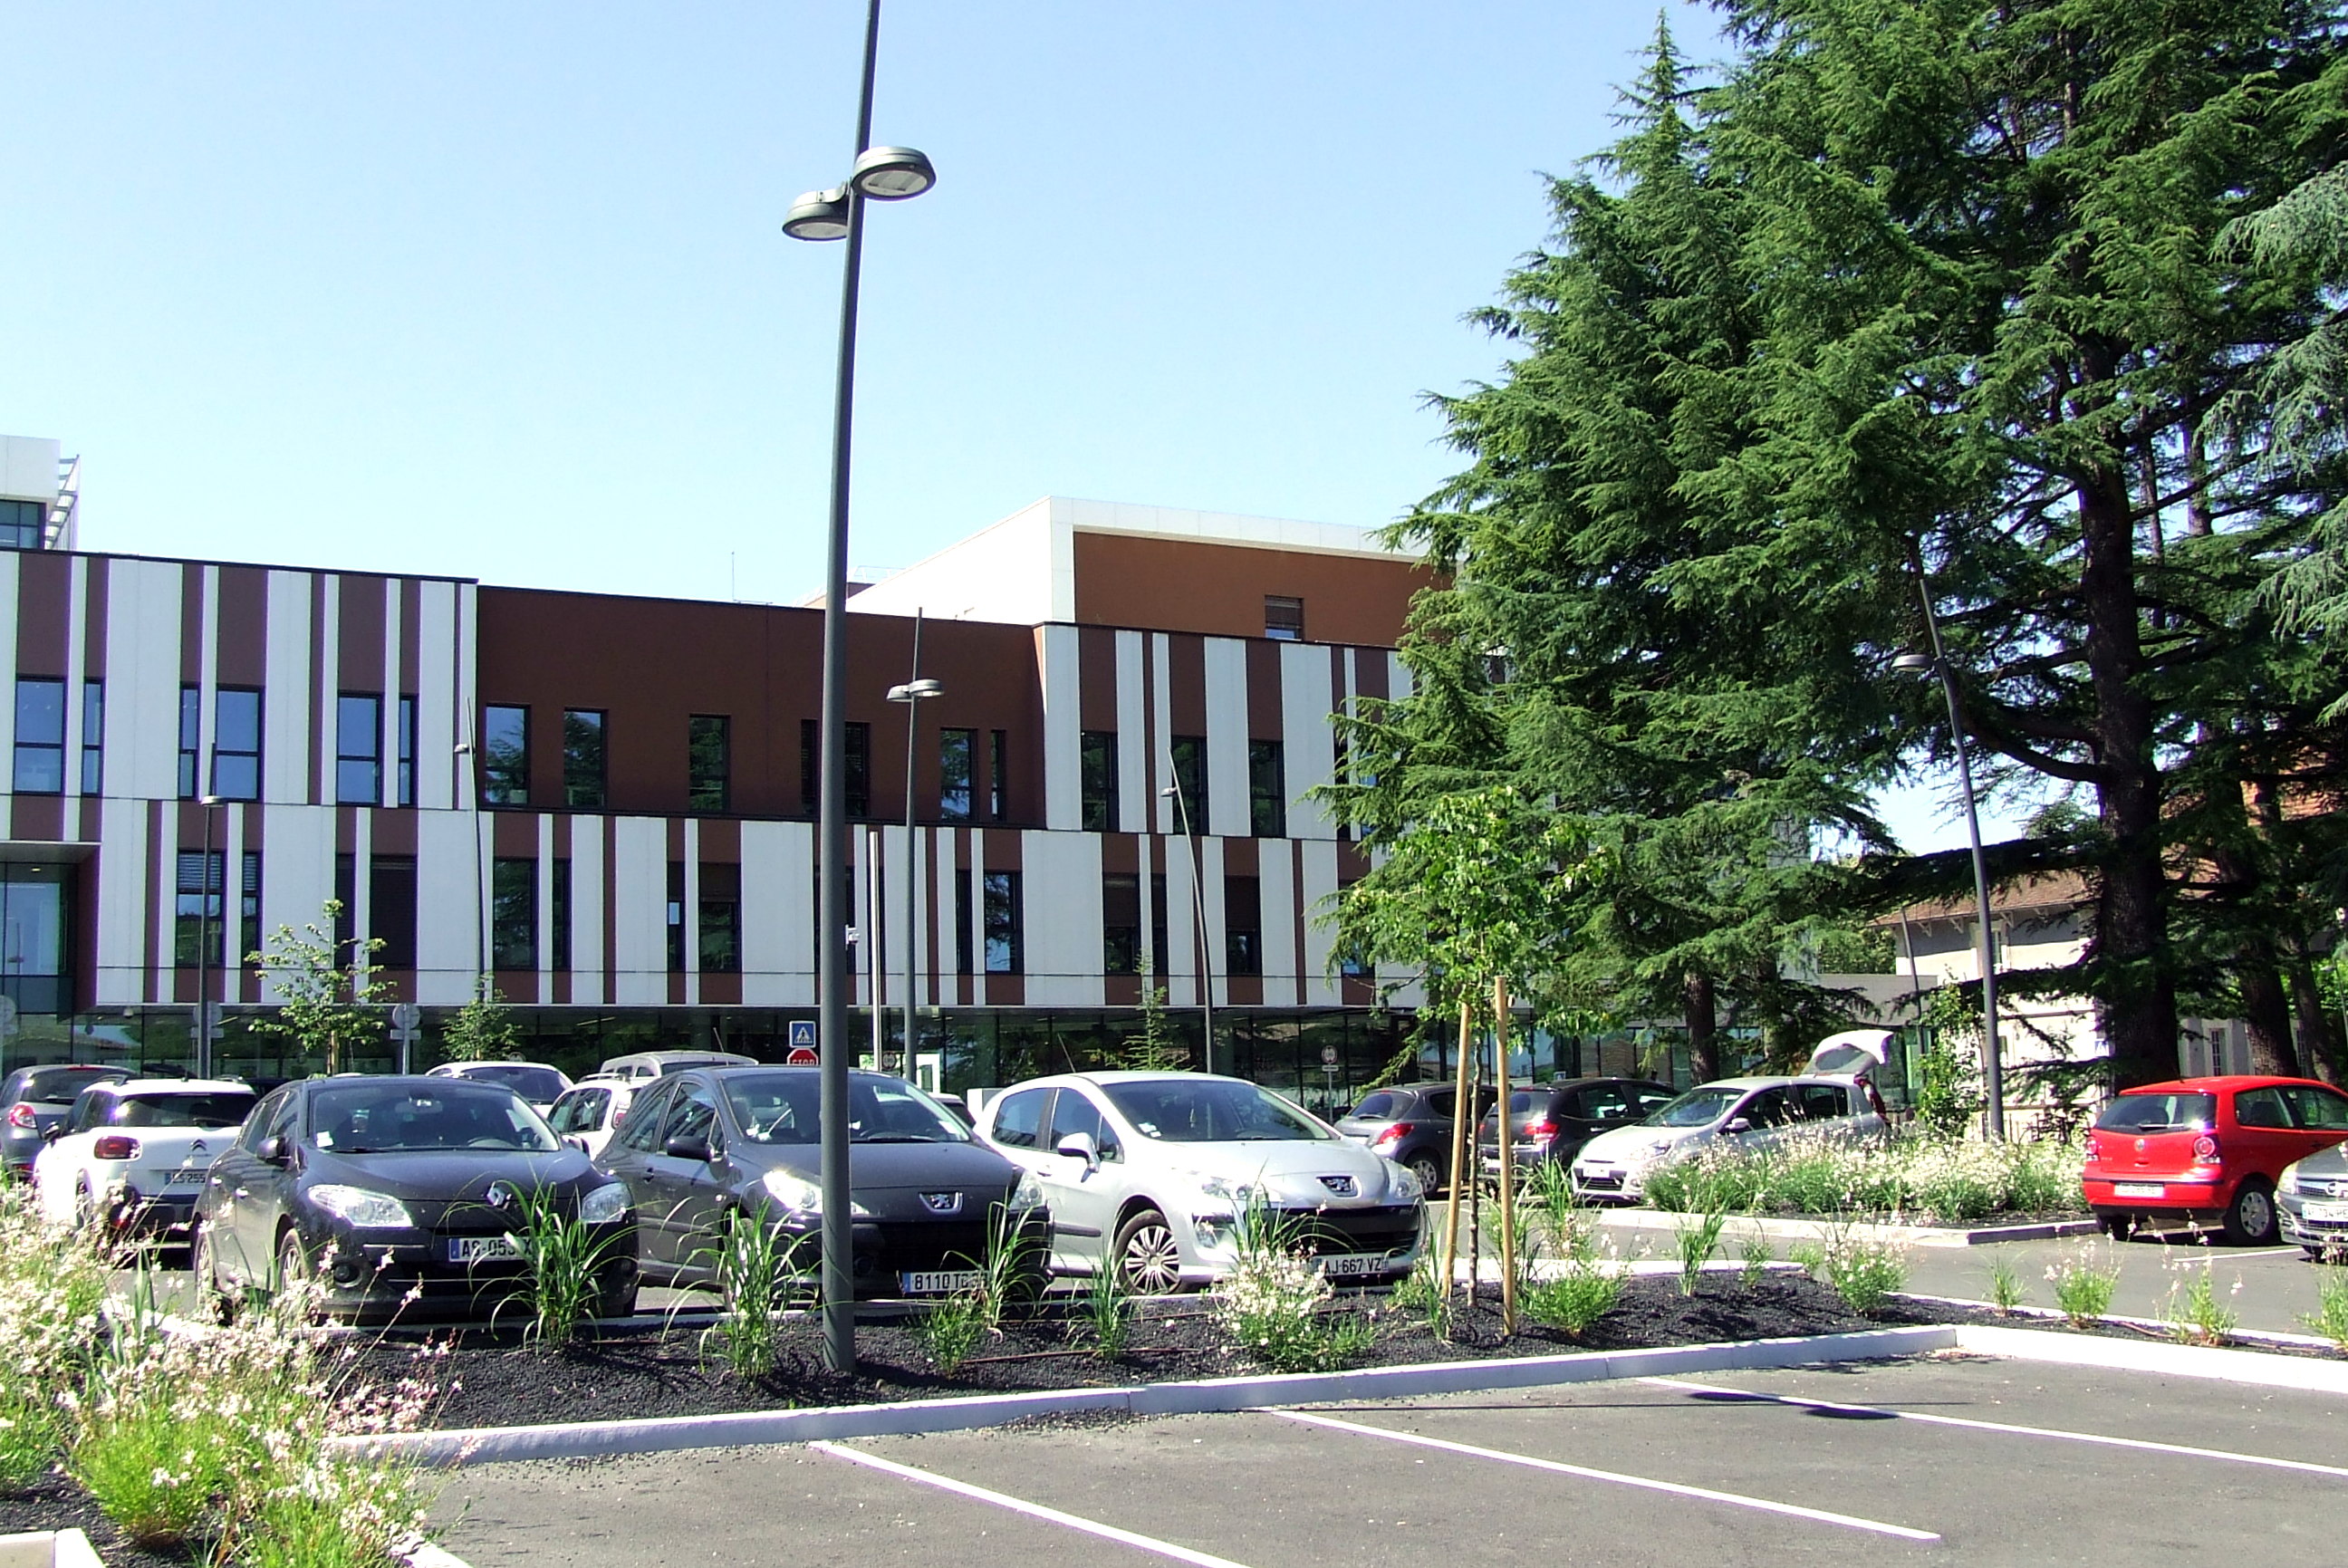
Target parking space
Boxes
[432,1353,2348,1568]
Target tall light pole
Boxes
[783,0,938,1374]
[887,614,941,1082]
[1160,781,1215,1074]
[1893,631,2005,1140]
[196,794,224,1079]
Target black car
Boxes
[1479,1077,1679,1175]
[595,1066,1051,1299]
[190,1074,637,1323]
[4,1063,131,1179]
[1332,1082,1498,1195]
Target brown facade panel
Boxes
[15,551,69,675]
[338,575,387,697]
[9,796,62,842]
[1167,633,1206,736]
[215,567,268,688]
[1245,640,1283,739]
[81,556,109,678]
[1071,533,1428,648]
[1077,626,1119,730]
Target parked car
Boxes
[595,1049,757,1082]
[544,1075,648,1159]
[427,1060,574,1112]
[31,1078,257,1241]
[1332,1082,1496,1194]
[594,1066,1049,1300]
[2279,1129,2348,1258]
[977,1071,1425,1293]
[1570,1032,1894,1204]
[1478,1077,1678,1178]
[4,1064,132,1180]
[2085,1075,2348,1246]
[189,1074,637,1322]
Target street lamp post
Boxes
[1160,782,1215,1074]
[783,0,938,1374]
[1893,634,2005,1140]
[887,617,942,1082]
[196,794,224,1079]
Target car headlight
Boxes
[2281,1162,2301,1197]
[1197,1175,1254,1207]
[1008,1169,1045,1211]
[762,1169,823,1214]
[579,1181,630,1225]
[307,1185,415,1229]
[1386,1160,1424,1202]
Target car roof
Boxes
[435,1060,565,1073]
[102,1079,253,1096]
[2120,1076,2334,1093]
[1687,1075,1856,1092]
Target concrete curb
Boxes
[1950,1323,2348,1393]
[1595,1209,2097,1248]
[333,1324,1956,1467]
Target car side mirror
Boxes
[664,1132,715,1162]
[39,1124,60,1143]
[563,1134,589,1154]
[1054,1132,1100,1167]
[1332,1105,1352,1120]
[257,1136,291,1166]
[1722,1117,1752,1135]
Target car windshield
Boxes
[1506,1092,1543,1113]
[1100,1079,1332,1142]
[111,1092,255,1129]
[2094,1092,2217,1134]
[1645,1087,1744,1129]
[307,1082,558,1153]
[722,1073,972,1145]
[454,1064,567,1101]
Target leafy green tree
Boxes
[246,900,388,1076]
[444,977,524,1062]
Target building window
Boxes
[1102,872,1140,976]
[563,709,606,808]
[700,862,741,973]
[336,694,381,805]
[12,678,64,794]
[984,870,1023,974]
[80,680,102,794]
[954,870,975,975]
[211,688,262,802]
[1248,740,1286,837]
[370,855,417,969]
[1080,731,1118,832]
[1169,736,1208,831]
[1151,872,1169,976]
[0,499,43,552]
[492,857,536,970]
[0,864,72,1016]
[396,697,416,807]
[174,850,258,968]
[990,731,1009,820]
[799,719,871,816]
[178,687,200,799]
[688,716,730,813]
[481,705,529,806]
[1225,875,1262,976]
[939,728,975,822]
[551,859,572,972]
[1264,595,1304,640]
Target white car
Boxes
[32,1078,259,1242]
[976,1071,1425,1293]
[427,1061,573,1112]
[1570,1030,1893,1204]
[544,1074,647,1159]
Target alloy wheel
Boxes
[1119,1216,1182,1294]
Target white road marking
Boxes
[810,1441,1257,1568]
[1643,1377,2348,1479]
[1266,1409,1941,1543]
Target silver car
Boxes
[976,1071,1426,1293]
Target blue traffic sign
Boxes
[790,1020,816,1050]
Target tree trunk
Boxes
[2286,953,2344,1084]
[2239,961,2301,1079]
[1684,970,1720,1082]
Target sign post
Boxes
[390,1002,422,1074]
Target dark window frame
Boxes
[563,708,607,809]
[938,727,976,822]
[1080,731,1119,833]
[335,692,383,806]
[491,856,536,970]
[1169,736,1208,832]
[1247,739,1285,837]
[480,704,530,807]
[211,687,263,802]
[688,715,731,813]
[12,677,65,794]
[1264,594,1304,640]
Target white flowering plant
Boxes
[1644,1130,2083,1223]
[1209,1200,1377,1372]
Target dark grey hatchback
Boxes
[595,1067,1050,1299]
[190,1075,637,1323]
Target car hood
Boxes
[1575,1123,1703,1167]
[297,1146,609,1205]
[2293,1142,2348,1180]
[727,1139,1025,1221]
[1143,1138,1410,1206]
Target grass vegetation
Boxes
[498,1186,632,1350]
[1209,1203,1379,1373]
[2303,1268,2348,1352]
[1643,1132,2083,1224]
[2047,1244,2122,1327]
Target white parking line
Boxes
[810,1441,1257,1568]
[1643,1377,2348,1479]
[1265,1409,1941,1543]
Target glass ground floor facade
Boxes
[0,1003,1921,1116]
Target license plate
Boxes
[163,1168,207,1188]
[2113,1182,2165,1198]
[2304,1200,2348,1223]
[1312,1253,1385,1277]
[447,1236,523,1265]
[899,1269,981,1295]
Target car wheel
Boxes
[2224,1180,2280,1246]
[598,1275,638,1322]
[275,1227,311,1294]
[190,1220,237,1324]
[1113,1208,1185,1294]
[1407,1152,1444,1197]
[2098,1212,2133,1241]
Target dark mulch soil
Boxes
[0,1475,192,1568]
[347,1275,1961,1431]
[1913,1294,2348,1360]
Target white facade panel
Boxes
[416,582,458,813]
[412,809,479,1005]
[1203,639,1249,839]
[933,830,958,1002]
[1020,830,1102,1006]
[380,584,403,807]
[610,816,668,1006]
[264,571,313,805]
[59,559,85,803]
[1162,835,1198,1007]
[1150,635,1173,833]
[0,437,61,504]
[1298,839,1342,1006]
[1280,643,1337,841]
[740,818,811,1005]
[1114,630,1148,834]
[92,798,149,1005]
[569,822,606,1006]
[104,559,184,802]
[1258,845,1300,1005]
[313,578,340,803]
[256,803,337,983]
[1198,837,1227,1008]
[1040,624,1082,832]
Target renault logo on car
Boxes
[485,1181,519,1211]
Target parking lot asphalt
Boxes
[429,1353,2348,1568]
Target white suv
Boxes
[976,1071,1425,1293]
[32,1078,257,1241]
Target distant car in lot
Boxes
[2085,1075,2348,1246]
[1478,1077,1678,1178]
[4,1064,132,1180]
[544,1075,649,1159]
[1332,1082,1496,1195]
[977,1071,1425,1293]
[594,1066,1048,1300]
[2280,1136,2348,1259]
[190,1074,636,1323]
[31,1078,257,1241]
[427,1061,574,1112]
[1570,1032,1893,1204]
[595,1050,757,1082]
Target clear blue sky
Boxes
[4,1,2022,851]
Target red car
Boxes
[2083,1075,2348,1245]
